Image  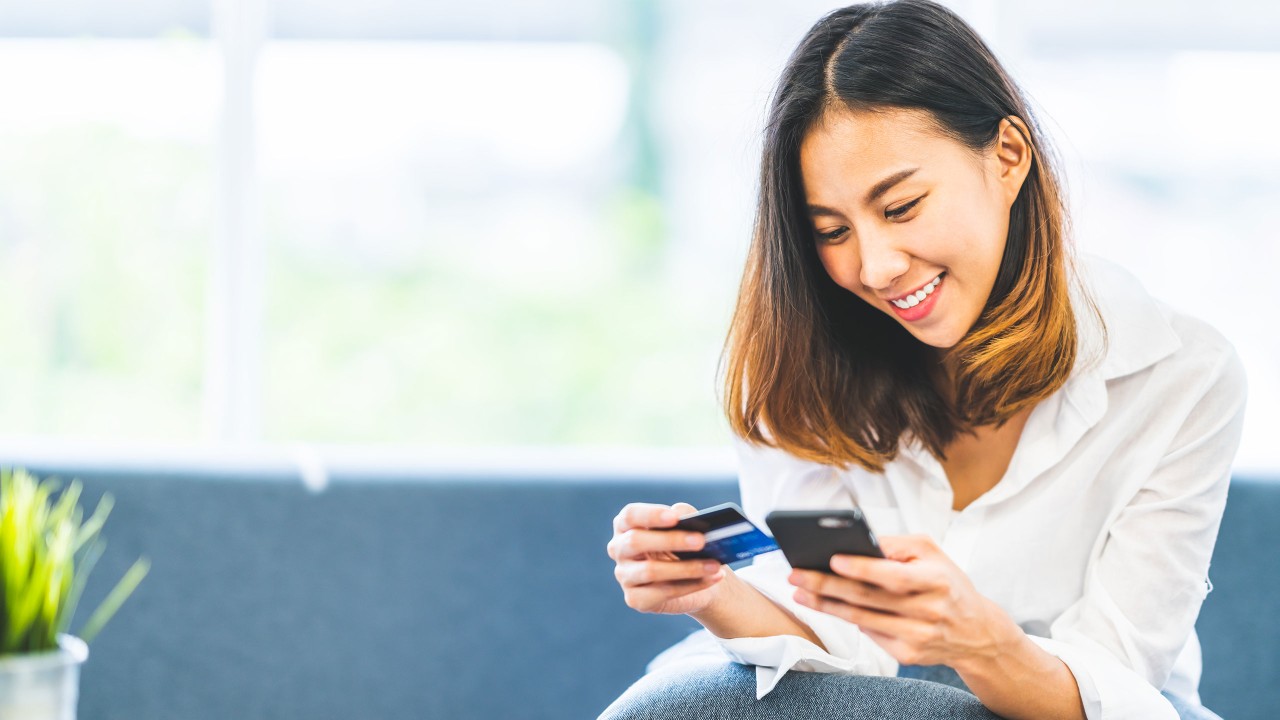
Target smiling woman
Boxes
[601,2,1244,720]
[723,55,1088,476]
[803,110,1023,342]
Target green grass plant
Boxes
[0,467,149,656]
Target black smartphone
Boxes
[668,502,779,564]
[764,508,884,572]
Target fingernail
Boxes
[685,534,702,548]
[789,570,802,585]
[704,562,719,573]
[661,511,678,523]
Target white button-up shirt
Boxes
[647,255,1247,719]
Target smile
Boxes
[886,272,945,322]
[890,273,943,309]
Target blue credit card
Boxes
[671,502,779,564]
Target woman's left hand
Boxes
[788,534,1012,668]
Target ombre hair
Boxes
[721,0,1104,472]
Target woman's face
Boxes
[799,106,1031,349]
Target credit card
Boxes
[670,502,779,564]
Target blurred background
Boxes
[0,0,1275,472]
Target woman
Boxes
[601,1,1245,719]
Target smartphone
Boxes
[764,508,884,572]
[668,502,780,564]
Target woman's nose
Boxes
[857,233,911,291]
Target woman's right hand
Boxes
[607,502,729,616]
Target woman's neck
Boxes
[931,348,961,405]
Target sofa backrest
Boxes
[5,460,1276,720]
[14,462,736,720]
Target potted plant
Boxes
[0,467,150,720]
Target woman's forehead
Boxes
[802,106,948,168]
[800,108,957,200]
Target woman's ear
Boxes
[993,116,1033,206]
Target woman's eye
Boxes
[815,227,847,244]
[885,196,924,220]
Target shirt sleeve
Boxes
[707,434,899,699]
[1033,345,1248,720]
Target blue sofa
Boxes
[6,455,1276,719]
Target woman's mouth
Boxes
[887,272,944,321]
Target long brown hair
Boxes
[721,0,1104,472]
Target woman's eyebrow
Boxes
[864,167,919,205]
[807,167,920,216]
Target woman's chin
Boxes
[906,323,963,350]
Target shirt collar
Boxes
[1072,252,1182,382]
[980,254,1183,507]
[894,254,1182,506]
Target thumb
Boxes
[670,502,698,516]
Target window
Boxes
[0,24,215,440]
[0,1,1275,472]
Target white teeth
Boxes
[891,274,943,309]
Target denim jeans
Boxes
[597,658,1224,720]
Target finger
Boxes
[859,627,928,667]
[613,503,681,534]
[625,571,726,610]
[827,554,934,594]
[794,588,924,638]
[791,569,904,613]
[862,627,895,645]
[792,567,911,607]
[875,534,939,562]
[616,558,721,587]
[608,527,705,560]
